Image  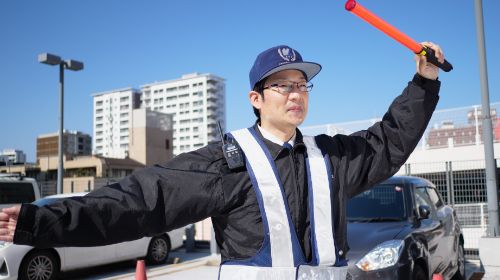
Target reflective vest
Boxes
[219,127,348,280]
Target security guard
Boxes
[0,43,444,280]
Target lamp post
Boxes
[38,53,84,194]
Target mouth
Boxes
[287,105,303,112]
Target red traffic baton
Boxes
[345,0,453,72]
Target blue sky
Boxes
[1,0,499,162]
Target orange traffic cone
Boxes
[432,273,444,280]
[136,259,147,280]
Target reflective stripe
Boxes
[219,265,296,280]
[231,128,294,267]
[219,265,348,280]
[297,265,348,280]
[303,136,336,265]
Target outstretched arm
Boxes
[7,144,227,248]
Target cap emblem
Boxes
[278,47,296,62]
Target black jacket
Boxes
[14,74,440,263]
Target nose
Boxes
[288,90,302,101]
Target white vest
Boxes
[218,128,348,280]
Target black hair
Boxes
[252,77,267,123]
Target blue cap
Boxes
[249,45,322,89]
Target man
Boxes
[0,43,444,279]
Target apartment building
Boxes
[140,73,226,156]
[0,149,26,164]
[128,108,174,166]
[92,88,141,158]
[36,130,92,162]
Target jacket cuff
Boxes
[412,73,441,95]
[13,203,38,245]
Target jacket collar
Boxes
[252,123,306,160]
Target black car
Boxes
[346,176,465,280]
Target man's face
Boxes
[251,69,309,131]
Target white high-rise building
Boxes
[140,73,226,156]
[0,149,26,164]
[92,88,141,158]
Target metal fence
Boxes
[301,102,500,149]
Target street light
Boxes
[38,53,84,194]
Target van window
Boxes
[0,182,36,204]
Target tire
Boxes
[18,250,59,280]
[412,264,427,280]
[451,243,466,280]
[146,235,170,265]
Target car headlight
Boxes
[356,239,404,271]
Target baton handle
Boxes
[418,46,453,72]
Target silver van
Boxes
[0,174,41,210]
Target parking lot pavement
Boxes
[151,260,484,280]
[466,259,484,280]
[91,246,216,280]
[95,249,483,280]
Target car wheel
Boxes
[451,243,466,280]
[18,250,59,280]
[412,264,427,280]
[146,235,170,265]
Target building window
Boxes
[165,139,170,149]
[96,116,103,121]
[120,96,129,102]
[120,104,129,110]
[120,120,128,126]
[166,87,177,92]
[120,112,128,118]
[166,96,177,101]
[179,93,189,98]
[96,124,103,128]
[96,109,103,114]
[96,100,103,106]
[179,85,189,90]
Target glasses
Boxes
[263,81,313,94]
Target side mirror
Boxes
[418,205,431,220]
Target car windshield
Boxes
[0,182,36,204]
[347,184,406,222]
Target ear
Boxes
[249,91,263,110]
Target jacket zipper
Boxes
[288,147,301,235]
